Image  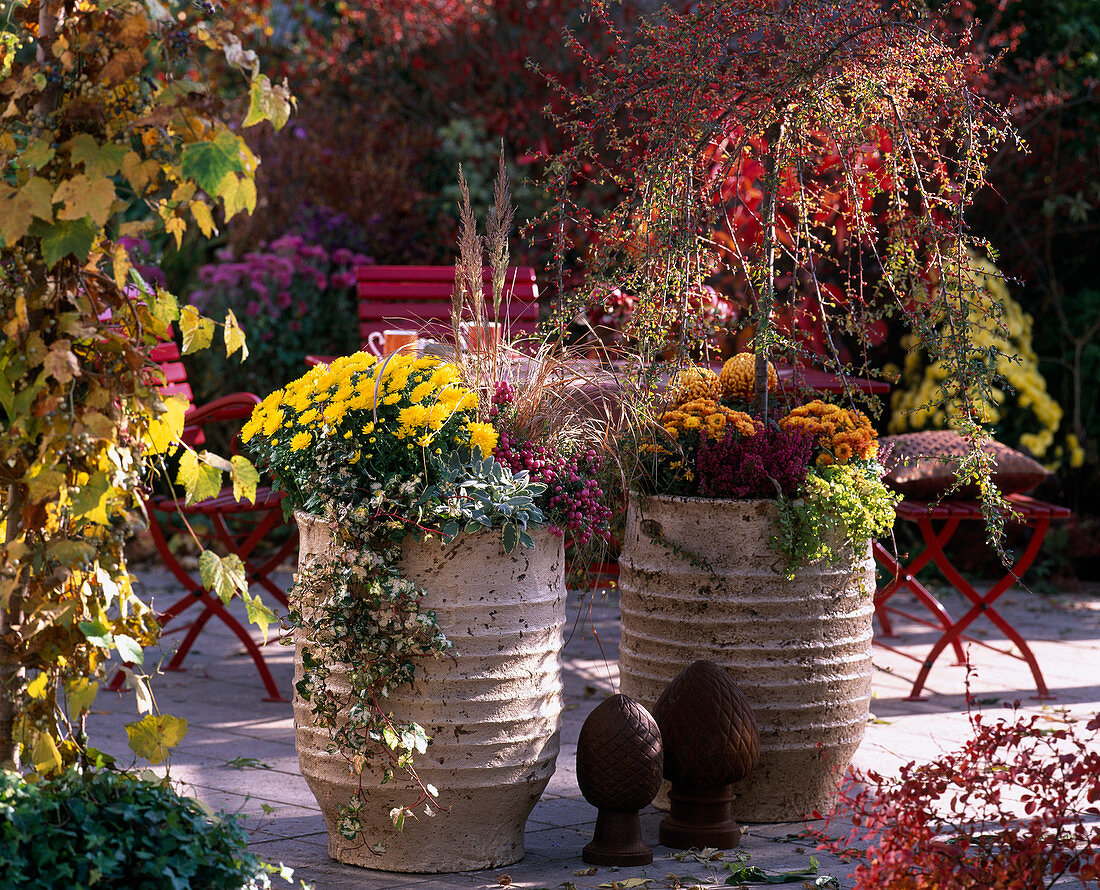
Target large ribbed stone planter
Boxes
[294,512,567,872]
[618,494,874,823]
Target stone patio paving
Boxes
[86,570,1100,889]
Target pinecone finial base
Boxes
[582,810,653,866]
[658,782,742,850]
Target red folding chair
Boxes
[305,265,541,367]
[873,494,1070,701]
[113,341,296,701]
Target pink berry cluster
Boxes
[491,381,612,547]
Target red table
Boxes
[873,493,1070,700]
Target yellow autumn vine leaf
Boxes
[125,714,189,765]
[54,174,117,228]
[179,305,215,354]
[224,308,247,359]
[144,394,188,454]
[190,199,217,237]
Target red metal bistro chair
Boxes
[873,494,1070,701]
[305,265,540,367]
[113,340,295,701]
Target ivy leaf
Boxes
[179,305,215,354]
[37,217,97,267]
[125,714,189,765]
[176,450,222,503]
[230,455,259,504]
[180,131,246,197]
[68,134,127,178]
[199,551,247,604]
[54,174,117,227]
[244,592,277,643]
[223,308,248,360]
[0,177,55,245]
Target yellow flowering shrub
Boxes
[889,252,1064,461]
[243,352,492,509]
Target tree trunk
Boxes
[0,486,26,769]
[754,116,786,416]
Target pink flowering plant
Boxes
[189,233,371,395]
[490,380,613,551]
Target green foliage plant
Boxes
[243,350,546,836]
[0,1,291,774]
[0,766,297,889]
[544,0,1021,547]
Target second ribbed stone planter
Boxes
[618,494,875,822]
[294,512,567,872]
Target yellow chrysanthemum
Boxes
[427,403,450,430]
[397,404,430,437]
[667,366,719,407]
[261,408,285,437]
[465,422,498,456]
[323,401,351,425]
[409,380,436,404]
[297,408,319,426]
[290,431,312,451]
[719,353,776,402]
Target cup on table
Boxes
[367,329,419,356]
[460,321,502,352]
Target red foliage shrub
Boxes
[822,709,1100,889]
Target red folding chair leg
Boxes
[162,588,287,703]
[873,539,967,664]
[905,512,1054,701]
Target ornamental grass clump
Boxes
[243,351,547,835]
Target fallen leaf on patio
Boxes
[575,867,599,876]
[598,879,652,889]
[497,875,512,886]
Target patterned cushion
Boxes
[880,431,1049,500]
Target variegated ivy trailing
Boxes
[244,354,546,835]
[0,2,292,772]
